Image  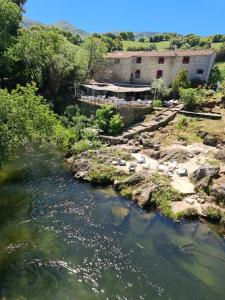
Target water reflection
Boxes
[0,151,224,300]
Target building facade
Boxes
[98,50,216,86]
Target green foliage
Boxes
[149,174,182,218]
[118,32,135,41]
[179,88,202,110]
[176,116,189,129]
[94,105,115,132]
[152,78,170,99]
[72,139,101,155]
[203,206,222,221]
[88,164,118,185]
[109,113,124,135]
[0,0,21,52]
[172,70,190,96]
[153,99,163,108]
[209,65,222,86]
[7,26,87,104]
[82,36,107,79]
[216,42,225,62]
[0,83,71,162]
[175,208,199,220]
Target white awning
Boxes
[82,84,151,93]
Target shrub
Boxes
[109,113,124,135]
[176,208,199,220]
[153,99,163,108]
[72,139,101,155]
[94,105,115,133]
[176,116,188,129]
[203,206,222,221]
[179,88,202,111]
[172,70,190,97]
[88,164,118,185]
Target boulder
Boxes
[196,130,208,139]
[74,171,89,180]
[141,138,152,148]
[214,149,225,162]
[191,165,220,183]
[72,159,92,174]
[210,176,225,203]
[160,149,190,163]
[133,183,157,207]
[203,134,218,147]
[144,149,160,160]
[123,174,145,186]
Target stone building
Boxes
[98,50,216,86]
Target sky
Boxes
[24,0,225,36]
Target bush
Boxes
[72,139,101,155]
[172,70,190,97]
[176,116,188,129]
[176,208,199,220]
[94,105,115,133]
[109,113,124,135]
[153,99,163,108]
[89,164,118,185]
[203,206,222,222]
[179,88,201,110]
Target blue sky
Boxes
[25,0,225,36]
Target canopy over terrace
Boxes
[82,83,151,93]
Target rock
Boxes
[215,149,225,162]
[123,174,145,186]
[128,139,135,146]
[197,130,208,139]
[210,175,225,203]
[67,156,75,164]
[141,138,152,148]
[74,171,88,180]
[186,198,195,205]
[133,183,157,207]
[114,179,122,190]
[72,159,92,174]
[160,149,189,163]
[111,205,129,219]
[203,134,218,147]
[131,146,141,153]
[140,132,148,139]
[191,165,220,183]
[153,143,160,151]
[144,149,160,160]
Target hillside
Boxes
[21,17,89,39]
[53,20,89,38]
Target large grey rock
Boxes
[133,183,157,207]
[203,135,218,147]
[211,176,225,203]
[215,149,225,162]
[191,165,220,183]
[72,159,92,174]
[160,149,190,163]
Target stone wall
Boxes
[76,100,153,127]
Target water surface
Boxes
[0,151,225,300]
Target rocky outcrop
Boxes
[132,183,157,207]
[203,134,218,147]
[210,175,225,204]
[160,148,194,163]
[191,165,220,191]
[215,149,225,162]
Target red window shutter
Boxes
[158,57,165,64]
[156,70,163,79]
[183,56,190,64]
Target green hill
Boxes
[53,20,89,38]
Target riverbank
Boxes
[68,115,225,225]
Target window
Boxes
[136,57,142,64]
[158,57,165,64]
[115,59,120,64]
[135,70,141,78]
[156,70,163,79]
[197,69,204,74]
[183,56,190,64]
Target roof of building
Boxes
[83,83,151,93]
[107,49,216,59]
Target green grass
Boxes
[122,39,223,51]
[215,61,225,80]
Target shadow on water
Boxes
[0,147,225,300]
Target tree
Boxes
[7,26,87,105]
[109,113,124,135]
[148,43,157,51]
[183,34,200,47]
[0,83,72,162]
[216,43,225,62]
[94,105,115,133]
[82,37,107,79]
[152,78,170,99]
[0,0,21,52]
[139,38,145,43]
[179,88,201,110]
[208,66,222,87]
[172,70,190,97]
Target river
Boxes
[0,150,225,300]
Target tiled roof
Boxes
[107,50,216,59]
